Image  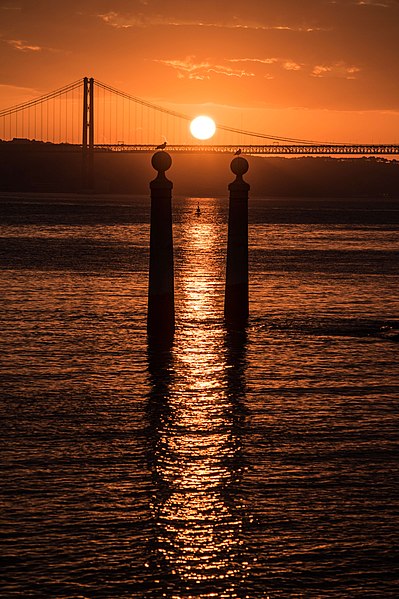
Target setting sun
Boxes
[189,116,216,141]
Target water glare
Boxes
[147,200,249,597]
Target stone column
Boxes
[147,151,175,342]
[224,156,250,326]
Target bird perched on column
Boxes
[234,148,242,155]
[156,141,167,150]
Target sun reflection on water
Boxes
[147,201,249,598]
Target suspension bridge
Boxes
[1,77,398,156]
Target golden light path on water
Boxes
[148,202,250,598]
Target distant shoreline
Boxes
[1,147,398,198]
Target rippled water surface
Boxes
[1,194,398,598]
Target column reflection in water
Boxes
[147,201,250,598]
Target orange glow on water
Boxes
[149,201,248,592]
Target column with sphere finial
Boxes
[224,156,250,325]
[147,151,175,342]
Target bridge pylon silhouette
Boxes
[82,77,94,190]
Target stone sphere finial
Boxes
[152,151,172,173]
[231,156,249,176]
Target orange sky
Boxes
[1,0,399,143]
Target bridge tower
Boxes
[82,77,94,190]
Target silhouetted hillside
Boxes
[0,140,398,198]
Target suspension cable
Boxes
[94,79,326,145]
[0,80,82,118]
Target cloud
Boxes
[228,58,279,65]
[282,61,303,71]
[6,39,42,51]
[312,62,361,78]
[96,10,325,32]
[269,25,325,32]
[97,11,148,28]
[3,38,63,53]
[355,0,393,6]
[156,55,311,81]
[228,57,303,71]
[155,56,255,79]
[159,54,360,83]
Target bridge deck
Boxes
[95,143,399,155]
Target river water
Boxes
[1,193,398,598]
